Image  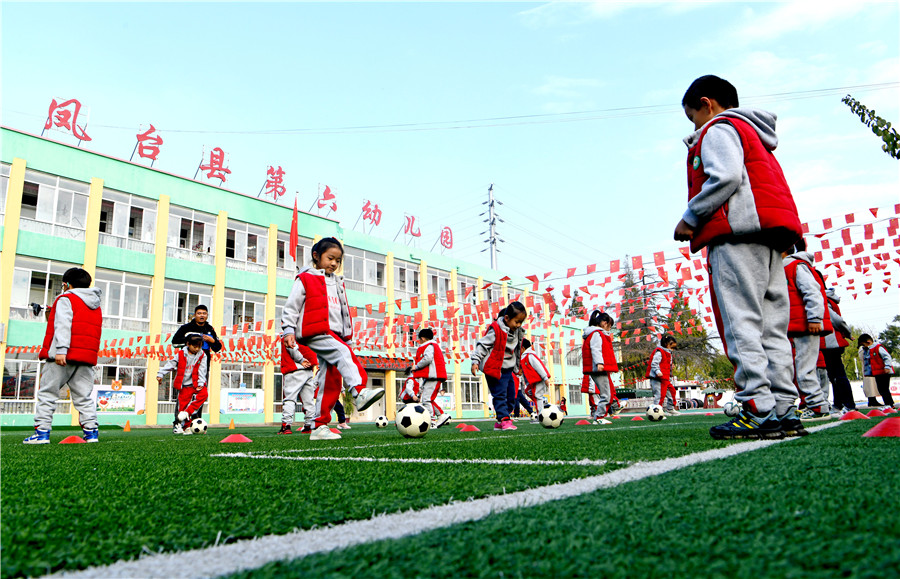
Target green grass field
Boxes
[2,413,898,579]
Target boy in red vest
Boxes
[24,268,103,445]
[407,328,451,428]
[858,333,897,409]
[783,239,833,420]
[157,333,208,434]
[278,337,319,434]
[521,338,550,416]
[582,310,619,424]
[399,375,421,407]
[647,335,678,415]
[674,75,804,440]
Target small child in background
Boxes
[407,328,451,429]
[512,371,534,419]
[278,337,318,434]
[581,310,619,424]
[471,301,527,431]
[157,333,208,435]
[24,267,103,445]
[783,238,833,420]
[823,287,855,413]
[647,335,679,416]
[522,338,551,416]
[858,334,897,409]
[399,375,421,407]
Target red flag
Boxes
[586,263,597,275]
[289,198,298,261]
[566,267,576,278]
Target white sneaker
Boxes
[182,429,193,436]
[354,388,385,412]
[435,413,452,429]
[310,425,341,440]
[337,423,351,430]
[669,409,681,415]
[595,418,612,425]
[173,424,184,434]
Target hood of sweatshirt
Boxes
[684,107,779,150]
[785,251,815,265]
[825,287,840,303]
[583,326,603,340]
[68,287,103,310]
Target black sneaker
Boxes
[276,423,293,435]
[710,409,784,440]
[778,412,809,437]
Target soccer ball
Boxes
[723,400,741,417]
[375,415,389,428]
[646,404,666,421]
[177,411,190,423]
[538,405,564,429]
[189,418,208,434]
[396,404,430,438]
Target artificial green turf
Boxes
[1,417,726,578]
[227,418,900,579]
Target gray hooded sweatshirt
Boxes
[823,288,852,350]
[682,108,782,240]
[783,251,824,325]
[47,287,103,358]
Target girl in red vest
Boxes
[24,268,103,445]
[783,239,833,420]
[646,335,678,415]
[407,328,451,429]
[282,237,384,441]
[521,338,550,416]
[471,302,527,431]
[157,333,208,434]
[582,310,619,424]
[278,338,319,434]
[858,333,897,409]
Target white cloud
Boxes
[730,1,868,44]
[517,1,668,28]
[533,76,602,98]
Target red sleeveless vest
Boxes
[281,343,318,375]
[413,341,447,380]
[870,344,890,376]
[582,330,618,375]
[522,351,549,385]
[785,260,833,337]
[826,297,849,348]
[172,349,201,390]
[686,116,802,253]
[39,293,102,365]
[482,322,508,379]
[296,271,332,338]
[645,347,672,380]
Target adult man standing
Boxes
[171,305,222,420]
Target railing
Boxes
[0,400,71,414]
[168,247,215,265]
[99,233,155,254]
[225,258,266,274]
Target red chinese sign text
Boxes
[45,98,92,141]
[136,125,163,161]
[265,166,286,198]
[199,147,231,182]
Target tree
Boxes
[665,283,718,381]
[878,315,900,357]
[842,95,900,160]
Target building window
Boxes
[93,269,153,332]
[98,189,157,253]
[225,220,267,273]
[166,205,215,263]
[17,170,90,240]
[2,356,40,401]
[460,376,483,411]
[20,182,39,220]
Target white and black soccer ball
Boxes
[178,411,190,423]
[538,405,564,429]
[189,418,208,434]
[375,415,389,428]
[646,404,666,422]
[723,400,741,417]
[396,404,430,438]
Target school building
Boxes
[0,126,588,427]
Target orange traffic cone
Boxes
[228,419,236,430]
[123,420,131,432]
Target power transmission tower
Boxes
[480,183,504,269]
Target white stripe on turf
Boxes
[47,421,845,579]
[211,453,616,467]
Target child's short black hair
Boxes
[661,335,676,347]
[185,333,203,346]
[62,267,92,289]
[522,338,532,350]
[195,304,208,313]
[787,237,808,254]
[418,328,434,340]
[682,75,739,110]
[589,310,614,327]
[857,333,872,347]
[311,237,344,265]
[504,301,527,320]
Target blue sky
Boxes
[2,1,898,330]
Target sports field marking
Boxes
[45,420,845,579]
[211,452,619,467]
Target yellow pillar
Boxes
[0,158,27,387]
[544,302,555,404]
[450,268,462,419]
[208,210,228,425]
[558,320,567,409]
[80,178,104,281]
[144,195,170,426]
[418,259,429,321]
[477,276,490,417]
[264,224,278,424]
[385,252,397,420]
[523,288,532,342]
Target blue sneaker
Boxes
[82,428,99,443]
[23,428,51,445]
[710,409,784,440]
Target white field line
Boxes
[211,453,618,467]
[46,421,845,579]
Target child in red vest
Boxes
[823,288,855,412]
[407,328,451,429]
[157,333,208,434]
[582,310,619,424]
[858,333,897,409]
[783,238,833,421]
[521,338,550,418]
[24,268,103,445]
[282,237,384,441]
[674,75,804,440]
[471,301,527,431]
[399,375,421,406]
[278,338,319,434]
[647,335,678,415]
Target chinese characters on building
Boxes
[44,98,92,142]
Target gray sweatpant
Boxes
[790,335,829,410]
[533,380,549,408]
[817,367,830,406]
[586,374,611,419]
[650,378,676,411]
[708,243,798,417]
[419,379,443,417]
[35,361,97,430]
[281,368,317,426]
